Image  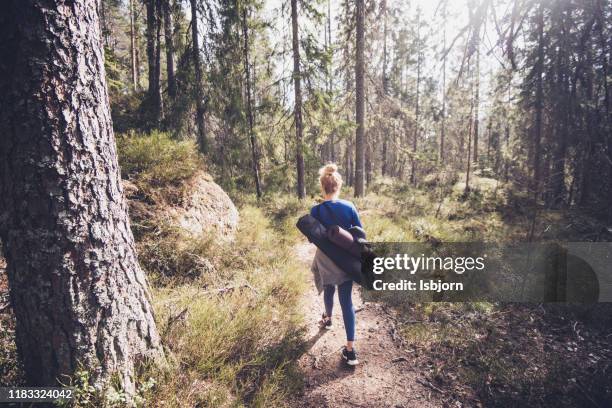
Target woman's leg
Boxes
[338,280,355,347]
[323,285,335,318]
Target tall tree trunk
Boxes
[382,135,388,176]
[533,3,545,201]
[190,0,207,152]
[325,0,335,163]
[550,15,568,208]
[440,2,446,162]
[504,121,510,181]
[155,0,164,120]
[291,0,306,198]
[486,121,492,160]
[381,0,389,95]
[242,5,262,199]
[596,0,612,221]
[164,0,176,99]
[0,0,163,394]
[465,116,473,195]
[381,0,389,176]
[146,0,156,99]
[146,0,163,125]
[130,0,139,91]
[411,8,421,185]
[473,42,480,165]
[354,0,366,197]
[504,77,511,182]
[366,135,373,185]
[464,61,474,193]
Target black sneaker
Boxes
[319,313,332,330]
[342,346,358,366]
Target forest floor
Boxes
[290,242,443,408]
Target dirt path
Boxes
[291,242,442,408]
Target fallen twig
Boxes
[416,378,445,394]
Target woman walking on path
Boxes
[310,164,363,366]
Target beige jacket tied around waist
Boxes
[311,248,352,294]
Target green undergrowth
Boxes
[112,133,311,406]
[146,203,308,407]
[355,175,513,243]
[358,176,612,407]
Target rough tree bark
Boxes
[354,0,366,197]
[291,0,306,199]
[0,0,164,394]
[190,0,208,152]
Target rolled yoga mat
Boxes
[328,225,354,248]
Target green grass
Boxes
[116,130,201,185]
[359,176,612,407]
[146,203,307,407]
[112,133,311,406]
[116,130,202,202]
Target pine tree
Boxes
[0,0,163,394]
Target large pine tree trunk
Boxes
[473,41,480,165]
[354,0,366,197]
[381,0,389,95]
[164,0,176,99]
[146,0,163,125]
[291,0,306,199]
[533,3,545,200]
[325,0,335,163]
[0,0,164,394]
[190,0,208,152]
[550,19,568,208]
[155,0,164,119]
[411,11,420,186]
[146,0,156,94]
[130,0,139,91]
[440,2,447,162]
[242,5,262,198]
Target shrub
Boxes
[116,130,201,188]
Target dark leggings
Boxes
[323,280,355,341]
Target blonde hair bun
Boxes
[319,163,342,195]
[319,163,338,177]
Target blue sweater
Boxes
[310,199,363,231]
